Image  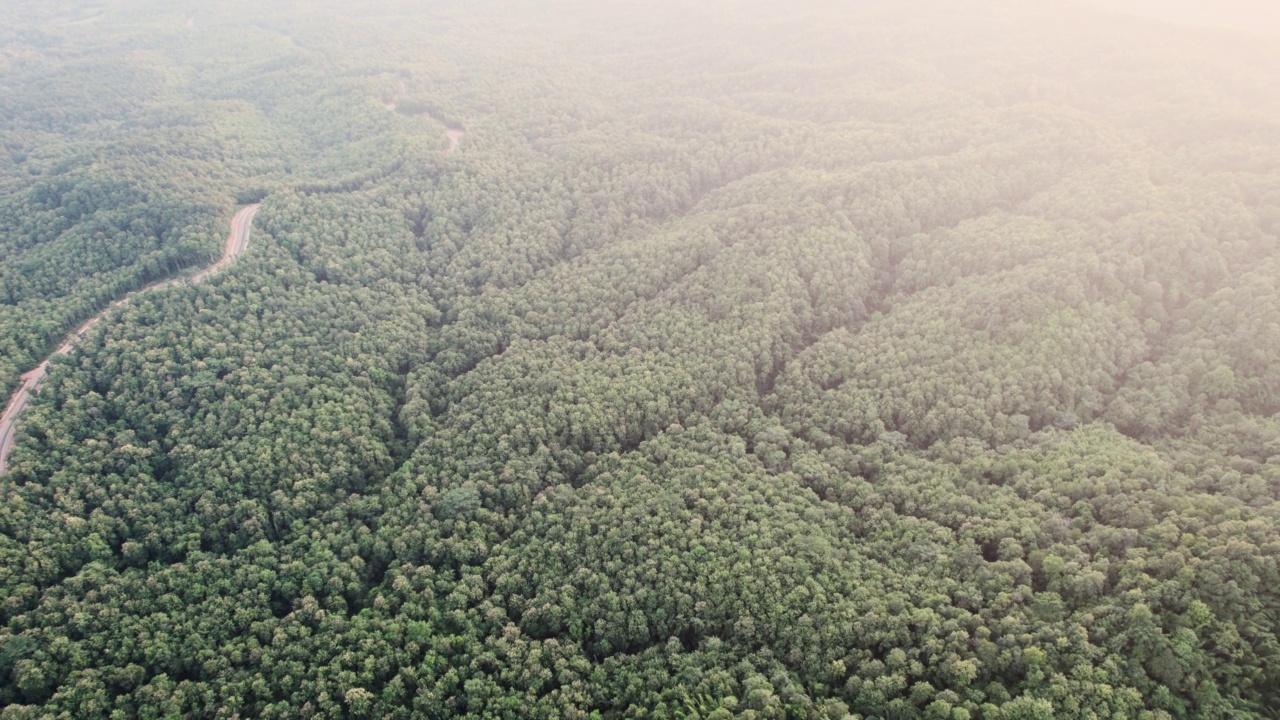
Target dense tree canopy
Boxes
[1,0,1278,718]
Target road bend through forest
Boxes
[0,125,460,475]
[0,203,261,474]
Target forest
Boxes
[0,0,1278,718]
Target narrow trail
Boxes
[381,80,466,153]
[0,204,260,474]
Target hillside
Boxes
[0,1,1277,717]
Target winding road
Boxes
[0,204,260,474]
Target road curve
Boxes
[0,203,260,474]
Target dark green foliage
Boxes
[0,0,1278,718]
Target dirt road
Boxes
[0,203,260,474]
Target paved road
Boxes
[0,204,260,474]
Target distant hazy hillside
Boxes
[1086,0,1280,35]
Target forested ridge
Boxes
[1,0,1278,718]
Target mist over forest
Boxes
[0,1,1278,718]
[1088,0,1280,35]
